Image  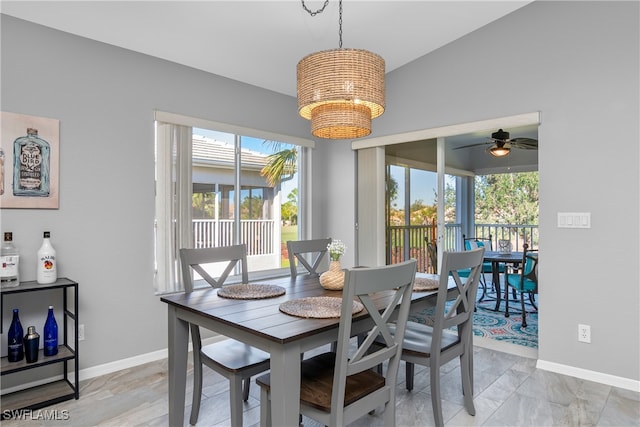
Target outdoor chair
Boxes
[287,238,332,278]
[504,243,539,327]
[375,248,484,427]
[463,234,503,300]
[256,260,417,427]
[179,245,270,427]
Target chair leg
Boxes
[504,285,510,318]
[460,350,475,416]
[190,357,203,425]
[229,376,244,427]
[406,361,415,391]
[521,292,528,328]
[260,385,272,427]
[529,292,538,310]
[430,362,444,427]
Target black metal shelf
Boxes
[0,278,79,416]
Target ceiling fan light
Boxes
[489,146,510,157]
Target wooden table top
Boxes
[161,273,439,345]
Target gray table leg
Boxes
[269,343,302,426]
[168,306,189,427]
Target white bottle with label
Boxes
[37,231,57,284]
[1,232,20,287]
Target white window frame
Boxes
[154,111,314,294]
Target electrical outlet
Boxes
[78,324,85,341]
[578,324,590,343]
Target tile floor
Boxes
[2,342,639,426]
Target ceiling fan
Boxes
[455,129,538,157]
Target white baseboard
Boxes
[537,359,640,392]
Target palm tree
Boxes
[260,141,297,186]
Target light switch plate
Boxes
[558,212,591,228]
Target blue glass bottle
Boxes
[13,128,50,197]
[43,306,58,356]
[8,308,24,362]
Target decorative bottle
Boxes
[43,306,58,356]
[37,231,57,284]
[13,127,51,197]
[1,232,20,287]
[24,326,40,363]
[8,308,24,362]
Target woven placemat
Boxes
[279,296,364,319]
[217,283,286,300]
[413,274,440,292]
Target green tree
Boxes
[475,172,538,225]
[281,188,298,224]
[260,141,297,186]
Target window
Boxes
[154,112,313,294]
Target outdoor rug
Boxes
[408,286,538,349]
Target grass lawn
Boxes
[281,225,298,267]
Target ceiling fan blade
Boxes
[511,138,538,149]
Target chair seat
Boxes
[506,275,536,292]
[202,339,270,373]
[256,352,386,412]
[377,321,460,359]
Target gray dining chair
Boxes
[180,245,270,427]
[376,248,484,427]
[287,237,332,277]
[256,259,417,427]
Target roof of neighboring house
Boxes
[191,135,269,170]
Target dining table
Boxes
[481,251,524,311]
[161,272,446,427]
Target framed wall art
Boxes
[0,111,60,209]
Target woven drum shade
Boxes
[297,48,385,139]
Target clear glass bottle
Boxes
[13,128,50,197]
[43,305,58,356]
[8,308,24,362]
[37,231,57,284]
[1,232,20,287]
[24,326,40,363]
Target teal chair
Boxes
[504,243,539,327]
[462,234,503,301]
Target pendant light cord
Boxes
[301,0,343,48]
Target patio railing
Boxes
[387,223,538,273]
[193,219,276,256]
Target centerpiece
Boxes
[319,239,346,290]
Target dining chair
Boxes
[179,245,271,427]
[256,259,417,427]
[504,243,539,327]
[287,237,332,278]
[376,248,484,427]
[462,234,501,297]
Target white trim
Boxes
[537,359,640,392]
[352,111,540,150]
[154,110,315,148]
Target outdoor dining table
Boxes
[482,251,524,311]
[161,272,446,427]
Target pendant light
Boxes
[297,0,385,139]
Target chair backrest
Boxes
[330,259,417,425]
[432,248,485,351]
[519,243,539,292]
[179,244,249,293]
[463,234,493,251]
[287,238,332,277]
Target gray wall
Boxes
[1,0,638,388]
[375,1,639,382]
[0,15,310,376]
